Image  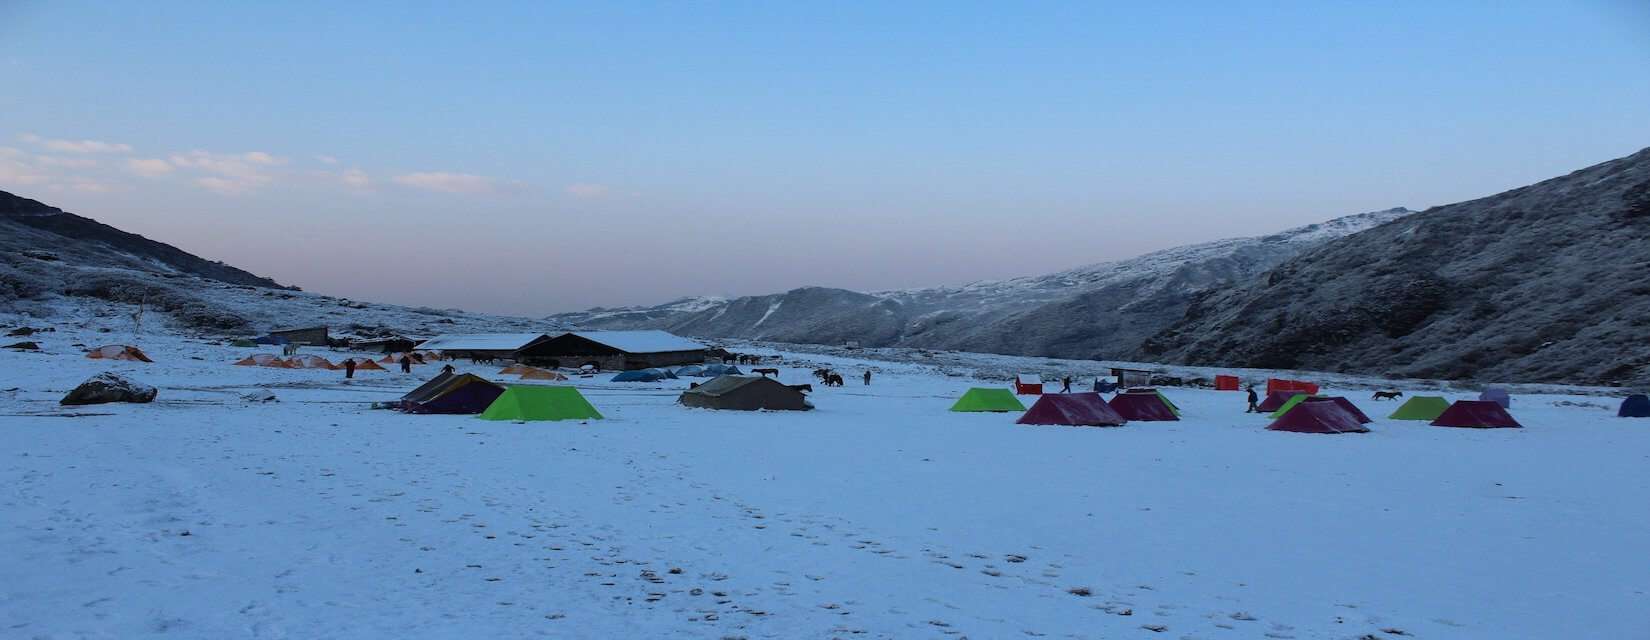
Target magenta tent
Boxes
[1018,393,1127,427]
[1266,398,1370,434]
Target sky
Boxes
[2,2,1648,316]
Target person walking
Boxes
[863,370,872,386]
[399,355,413,374]
[343,358,356,379]
[1245,385,1259,413]
[1060,375,1072,393]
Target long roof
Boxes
[415,333,550,351]
[567,330,706,354]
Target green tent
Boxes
[230,338,257,347]
[1389,396,1450,421]
[1268,394,1313,418]
[478,386,603,421]
[950,388,1027,412]
[1155,390,1182,416]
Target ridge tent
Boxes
[1619,394,1650,418]
[234,353,291,368]
[1014,374,1044,395]
[1269,395,1370,423]
[679,375,813,411]
[1108,390,1179,421]
[950,388,1027,413]
[1389,396,1451,421]
[399,371,456,406]
[86,345,153,362]
[478,386,603,422]
[675,365,707,377]
[1479,388,1512,408]
[499,364,531,375]
[1214,375,1240,391]
[611,369,668,382]
[1268,394,1312,418]
[1017,393,1126,427]
[287,355,337,369]
[351,358,386,371]
[1432,400,1522,429]
[1255,391,1297,413]
[1266,398,1370,434]
[1153,390,1182,416]
[404,374,506,414]
[519,368,569,381]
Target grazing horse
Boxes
[752,368,780,378]
[813,368,832,381]
[1372,390,1404,401]
[824,373,845,387]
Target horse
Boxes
[813,368,832,381]
[1372,390,1404,401]
[824,373,844,387]
[752,368,779,378]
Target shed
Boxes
[416,333,553,360]
[516,330,708,371]
[1111,368,1153,389]
[269,326,329,346]
[1014,374,1043,395]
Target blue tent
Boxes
[1620,394,1650,418]
[721,365,743,376]
[661,368,680,379]
[675,365,707,377]
[612,369,667,382]
[701,364,730,376]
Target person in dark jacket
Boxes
[1245,385,1259,413]
[399,355,412,373]
[343,358,356,379]
[1060,376,1072,393]
[441,364,456,375]
[863,370,872,386]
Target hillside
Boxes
[1141,146,1650,387]
[550,208,1414,360]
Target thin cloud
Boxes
[392,171,501,194]
[34,155,99,169]
[340,168,371,189]
[316,154,340,165]
[168,150,284,194]
[125,157,174,177]
[565,183,612,199]
[20,133,133,154]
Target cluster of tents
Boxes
[395,371,603,420]
[233,351,444,371]
[610,364,745,383]
[950,387,1181,426]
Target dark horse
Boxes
[752,368,779,378]
[1372,390,1404,401]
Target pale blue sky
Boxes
[2,1,1647,314]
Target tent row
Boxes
[950,388,1182,426]
[391,373,815,419]
[234,354,388,370]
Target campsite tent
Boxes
[1014,374,1044,395]
[950,388,1027,412]
[1108,390,1179,421]
[477,386,603,421]
[675,365,707,377]
[1214,375,1241,391]
[1479,388,1512,408]
[234,353,291,368]
[1269,395,1370,423]
[86,345,153,362]
[519,367,569,381]
[402,373,506,414]
[351,358,386,371]
[1017,393,1126,427]
[1266,398,1370,434]
[679,375,813,411]
[1389,396,1451,421]
[286,355,337,369]
[499,364,531,375]
[1152,390,1182,416]
[1268,394,1311,418]
[1255,391,1297,413]
[1432,400,1522,429]
[611,369,668,382]
[1619,394,1650,418]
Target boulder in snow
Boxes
[60,372,158,406]
[4,341,39,350]
[240,390,278,403]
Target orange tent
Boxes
[234,353,291,367]
[499,364,530,375]
[86,345,153,362]
[287,355,337,369]
[519,367,568,381]
[378,353,400,364]
[352,358,386,371]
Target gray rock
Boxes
[60,372,158,406]
[4,341,39,350]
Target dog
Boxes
[1372,390,1404,401]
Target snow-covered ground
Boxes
[3,314,1648,639]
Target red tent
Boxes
[1214,375,1240,391]
[1324,397,1373,423]
[1018,393,1127,427]
[1256,390,1298,412]
[1267,378,1319,396]
[1432,400,1522,429]
[1266,398,1370,434]
[1108,391,1178,421]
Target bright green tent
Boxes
[1155,390,1182,416]
[1268,393,1313,418]
[1388,396,1450,421]
[950,388,1027,412]
[478,386,603,421]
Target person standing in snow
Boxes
[399,355,412,373]
[441,364,456,375]
[343,358,356,379]
[863,370,872,386]
[1245,385,1259,413]
[1061,376,1072,393]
